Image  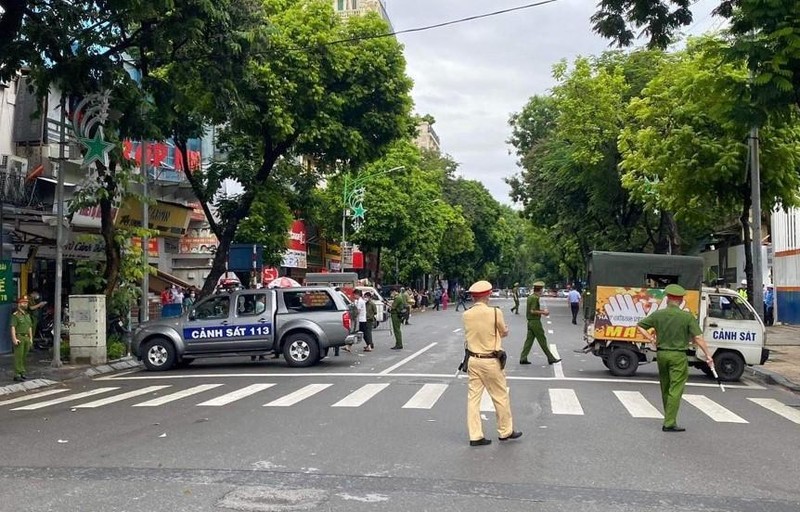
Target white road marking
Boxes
[402,384,448,409]
[748,398,800,424]
[480,390,495,412]
[452,328,462,333]
[0,389,68,406]
[613,391,663,418]
[547,330,554,334]
[96,372,764,390]
[549,388,584,415]
[550,345,564,379]
[264,383,332,407]
[332,383,390,407]
[547,321,552,325]
[75,386,172,408]
[132,384,223,407]
[197,384,276,407]
[683,394,748,423]
[378,342,438,375]
[11,388,119,411]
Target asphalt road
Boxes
[1,298,799,512]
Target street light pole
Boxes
[341,166,404,273]
[749,126,764,319]
[140,141,149,322]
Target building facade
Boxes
[414,121,441,153]
[772,207,800,324]
[334,0,392,28]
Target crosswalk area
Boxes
[1,382,799,426]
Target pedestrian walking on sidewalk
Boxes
[11,296,34,381]
[636,284,715,432]
[462,280,522,446]
[567,286,581,325]
[519,281,561,365]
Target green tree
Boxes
[185,2,412,295]
[592,0,800,116]
[619,37,800,297]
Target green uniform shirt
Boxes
[637,304,702,351]
[512,286,519,299]
[366,300,377,322]
[526,295,542,323]
[11,311,33,341]
[391,294,406,316]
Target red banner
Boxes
[130,237,159,257]
[122,140,201,172]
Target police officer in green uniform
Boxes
[510,283,520,315]
[637,284,715,432]
[11,296,34,382]
[520,281,561,365]
[390,289,406,350]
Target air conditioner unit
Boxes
[48,143,80,160]
[0,155,28,175]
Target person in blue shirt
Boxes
[764,285,775,326]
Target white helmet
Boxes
[740,279,747,286]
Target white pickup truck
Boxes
[582,252,769,381]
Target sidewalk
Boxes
[0,349,141,397]
[750,324,800,392]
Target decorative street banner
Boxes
[121,140,202,172]
[282,220,307,269]
[0,260,15,303]
[593,286,701,342]
[115,197,192,238]
[130,237,159,258]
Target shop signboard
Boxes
[180,236,218,254]
[115,198,192,238]
[282,220,307,269]
[0,259,15,303]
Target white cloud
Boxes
[387,0,721,203]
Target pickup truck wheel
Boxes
[142,338,176,371]
[713,351,744,382]
[283,333,320,368]
[608,347,639,377]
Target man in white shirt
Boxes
[346,289,368,353]
[567,286,581,325]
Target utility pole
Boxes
[140,141,149,323]
[51,98,66,368]
[749,126,764,320]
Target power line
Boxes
[304,0,561,49]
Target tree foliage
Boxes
[592,0,800,116]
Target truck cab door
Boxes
[232,291,275,350]
[183,295,235,353]
[703,293,765,363]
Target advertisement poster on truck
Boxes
[593,286,701,342]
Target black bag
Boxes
[496,349,507,370]
[458,349,470,373]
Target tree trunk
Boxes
[200,218,239,297]
[99,164,121,306]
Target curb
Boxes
[749,366,800,393]
[0,357,142,397]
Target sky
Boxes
[386,0,724,204]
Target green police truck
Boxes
[581,251,769,381]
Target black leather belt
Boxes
[469,352,497,359]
